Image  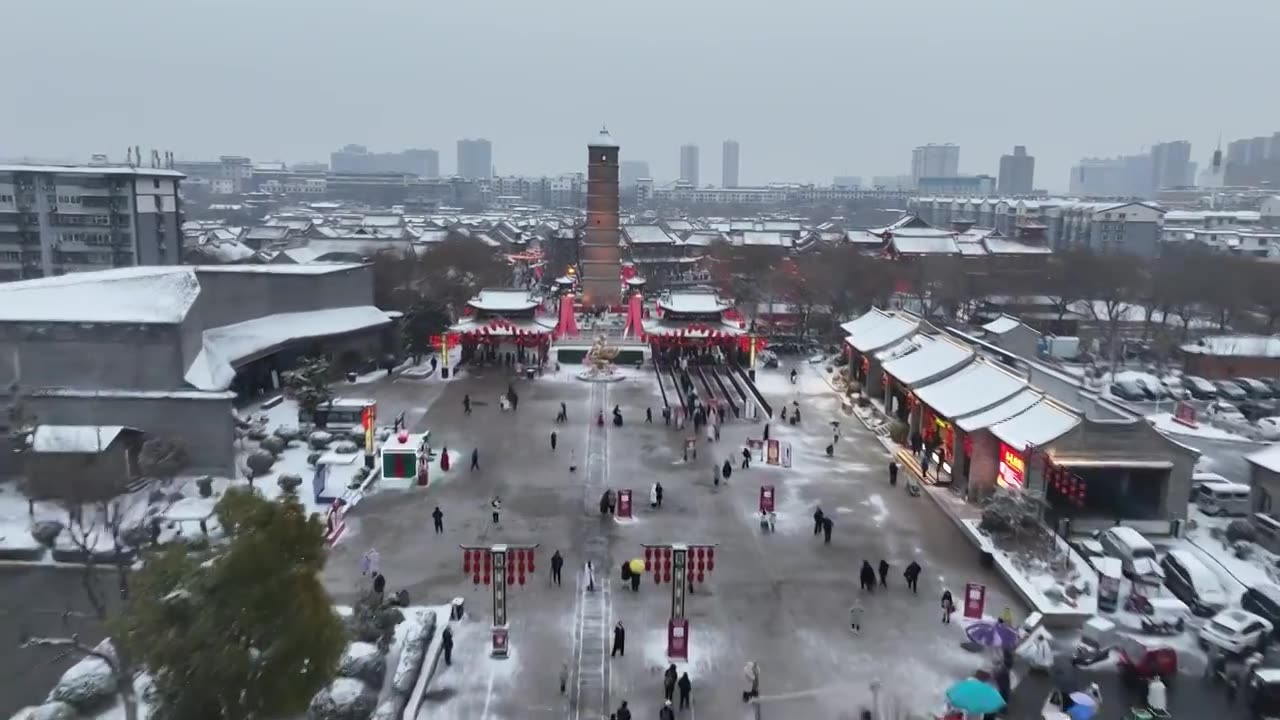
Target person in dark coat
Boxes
[722,459,732,481]
[677,672,692,709]
[463,395,472,414]
[611,622,625,657]
[655,482,664,508]
[904,561,922,593]
[432,506,444,534]
[442,625,454,665]
[920,451,930,476]
[659,701,675,720]
[941,589,955,623]
[646,407,653,423]
[813,507,825,535]
[630,568,641,592]
[910,431,921,456]
[741,447,751,470]
[551,431,558,451]
[664,664,678,701]
[822,516,833,544]
[859,561,876,591]
[551,550,564,586]
[471,448,480,471]
[825,443,834,457]
[780,405,788,422]
[888,461,898,486]
[615,701,631,720]
[878,559,889,587]
[490,496,501,523]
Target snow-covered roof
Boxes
[842,309,920,353]
[890,234,960,255]
[881,335,974,386]
[642,319,744,337]
[982,315,1022,335]
[0,163,184,177]
[846,230,888,245]
[990,398,1081,450]
[982,236,1052,255]
[913,358,1027,419]
[738,231,793,247]
[448,316,556,335]
[184,306,395,391]
[468,289,540,313]
[32,425,128,453]
[623,225,677,245]
[589,128,619,148]
[956,388,1044,432]
[658,291,730,314]
[0,266,202,324]
[1248,444,1280,474]
[1181,335,1280,358]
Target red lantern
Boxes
[507,568,515,585]
[526,549,535,572]
[482,571,490,585]
[484,552,492,572]
[654,569,661,585]
[518,571,526,586]
[645,547,653,565]
[472,570,481,585]
[515,550,525,573]
[696,558,704,572]
[697,570,705,583]
[463,549,472,573]
[664,547,672,560]
[706,547,715,571]
[664,569,672,583]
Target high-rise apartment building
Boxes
[680,144,700,187]
[911,144,959,187]
[0,164,184,282]
[1068,154,1154,197]
[581,129,622,307]
[456,139,493,180]
[997,146,1035,194]
[722,140,740,188]
[330,145,438,176]
[1150,141,1192,190]
[620,161,650,189]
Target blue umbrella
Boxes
[1065,692,1098,720]
[965,619,1019,649]
[945,678,1006,715]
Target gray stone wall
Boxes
[189,266,374,331]
[0,322,186,392]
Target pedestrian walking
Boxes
[463,394,472,414]
[780,405,788,422]
[659,700,675,720]
[586,560,596,592]
[722,459,732,481]
[878,559,889,588]
[822,516,833,544]
[849,599,864,633]
[941,589,955,623]
[559,661,569,694]
[550,430,558,451]
[920,451,930,477]
[557,401,568,423]
[678,672,692,709]
[790,368,797,384]
[742,661,760,703]
[432,506,444,534]
[440,447,451,472]
[615,701,632,720]
[663,406,671,425]
[741,446,751,470]
[490,496,501,524]
[713,422,720,441]
[360,547,382,576]
[649,483,659,509]
[551,550,564,586]
[813,507,825,535]
[713,462,721,486]
[471,448,480,471]
[442,625,454,666]
[859,561,876,591]
[664,663,678,701]
[646,407,653,423]
[888,460,898,487]
[570,449,578,473]
[655,482,664,508]
[904,561,921,593]
[611,621,625,657]
[910,431,921,456]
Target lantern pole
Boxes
[641,542,718,658]
[440,332,451,379]
[460,543,539,657]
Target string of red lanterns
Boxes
[462,547,537,586]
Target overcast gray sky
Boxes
[2,0,1276,191]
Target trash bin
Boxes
[525,367,536,380]
[451,597,465,620]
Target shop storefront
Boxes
[997,442,1026,490]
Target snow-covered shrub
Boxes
[273,425,302,442]
[196,476,214,498]
[980,490,1041,536]
[246,450,276,475]
[306,677,377,720]
[259,435,286,456]
[30,520,63,547]
[277,473,303,494]
[349,588,404,651]
[337,642,386,687]
[370,699,399,720]
[308,451,323,467]
[46,640,118,712]
[120,522,151,548]
[887,419,908,444]
[246,427,269,442]
[333,441,359,455]
[1227,519,1257,544]
[309,431,334,450]
[9,701,77,720]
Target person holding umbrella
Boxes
[944,677,1005,718]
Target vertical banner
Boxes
[963,582,986,620]
[363,402,377,454]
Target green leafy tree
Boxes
[403,297,451,363]
[282,355,334,425]
[114,489,346,720]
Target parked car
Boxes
[1133,377,1169,400]
[1184,375,1219,400]
[1098,526,1163,581]
[1162,550,1229,617]
[1215,380,1250,402]
[1263,378,1280,395]
[1193,479,1252,516]
[1231,377,1275,399]
[1189,471,1232,502]
[1238,399,1280,422]
[1110,380,1149,402]
[1160,377,1191,400]
[1199,608,1273,655]
[1241,584,1280,637]
[1257,417,1280,441]
[1206,401,1248,423]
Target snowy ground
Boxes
[1147,411,1259,443]
[323,358,1024,718]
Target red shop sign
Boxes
[997,443,1025,490]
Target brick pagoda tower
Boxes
[581,127,622,307]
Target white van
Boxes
[298,398,374,433]
[1099,526,1163,581]
[1195,480,1252,517]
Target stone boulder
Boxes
[8,701,77,720]
[273,425,302,442]
[337,642,386,687]
[46,640,118,713]
[306,677,377,720]
[259,435,287,456]
[309,431,335,450]
[333,440,360,455]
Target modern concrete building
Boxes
[0,264,399,478]
[722,140,740,188]
[1150,140,1192,191]
[833,176,863,189]
[581,129,623,306]
[1068,154,1154,198]
[911,144,959,188]
[457,139,493,180]
[620,161,650,189]
[680,144,700,187]
[997,146,1035,195]
[916,175,995,197]
[0,164,184,283]
[330,145,439,177]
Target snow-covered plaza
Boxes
[320,361,1023,719]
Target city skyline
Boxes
[3,0,1278,191]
